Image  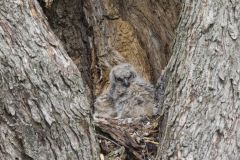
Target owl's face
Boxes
[110,64,137,88]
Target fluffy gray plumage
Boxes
[109,64,137,100]
[94,63,157,119]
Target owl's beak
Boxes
[123,79,130,87]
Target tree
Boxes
[0,1,98,159]
[2,0,238,160]
[156,0,240,159]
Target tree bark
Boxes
[39,0,93,95]
[157,0,240,159]
[0,1,98,159]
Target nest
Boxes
[94,116,161,160]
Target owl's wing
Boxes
[133,79,155,94]
[94,94,116,118]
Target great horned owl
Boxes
[109,63,157,119]
[94,63,157,119]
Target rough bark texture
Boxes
[157,0,240,159]
[83,0,181,95]
[39,0,93,95]
[0,1,98,159]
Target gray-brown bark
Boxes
[157,0,240,159]
[39,0,93,95]
[0,1,98,160]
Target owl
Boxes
[109,63,138,100]
[109,63,157,119]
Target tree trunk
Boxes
[157,0,240,159]
[0,1,98,160]
[39,0,93,96]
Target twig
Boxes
[96,134,122,147]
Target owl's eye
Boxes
[116,77,122,81]
[130,72,136,78]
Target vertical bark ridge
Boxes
[38,0,93,100]
[157,0,240,159]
